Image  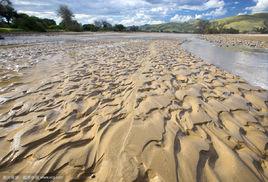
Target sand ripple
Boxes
[0,39,267,181]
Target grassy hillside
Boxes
[140,20,200,33]
[213,13,268,33]
[139,13,268,33]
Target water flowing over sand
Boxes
[182,36,268,89]
[0,33,267,181]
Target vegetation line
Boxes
[0,0,268,34]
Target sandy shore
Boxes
[202,34,268,49]
[0,35,268,181]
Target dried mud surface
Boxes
[0,37,268,182]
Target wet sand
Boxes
[202,34,268,49]
[0,33,268,181]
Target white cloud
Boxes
[119,11,164,26]
[170,12,216,23]
[170,14,194,22]
[18,10,55,19]
[202,7,227,17]
[237,11,247,16]
[171,6,226,22]
[12,0,49,6]
[10,0,232,26]
[110,0,149,7]
[177,0,225,11]
[195,14,203,19]
[247,0,268,13]
[74,14,95,24]
[204,0,224,9]
[17,10,62,23]
[150,7,169,15]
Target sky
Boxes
[11,0,268,26]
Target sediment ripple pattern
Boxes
[0,39,268,182]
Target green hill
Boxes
[213,13,268,33]
[140,20,201,33]
[139,13,268,33]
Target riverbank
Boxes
[202,34,268,49]
[0,34,267,181]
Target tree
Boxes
[127,25,139,32]
[13,13,46,32]
[114,24,126,32]
[94,20,103,28]
[102,21,112,30]
[12,13,58,32]
[57,5,73,24]
[83,24,98,31]
[94,19,112,31]
[195,19,210,34]
[0,0,16,24]
[57,5,82,31]
[254,27,268,34]
[67,20,82,31]
[42,18,56,27]
[222,27,239,34]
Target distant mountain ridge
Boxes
[139,13,268,33]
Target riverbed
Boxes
[0,32,267,182]
[1,33,268,90]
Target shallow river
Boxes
[181,35,268,89]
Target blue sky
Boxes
[11,0,268,26]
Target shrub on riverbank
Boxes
[83,24,99,32]
[12,14,55,32]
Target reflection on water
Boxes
[182,36,268,89]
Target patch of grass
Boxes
[0,28,24,33]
